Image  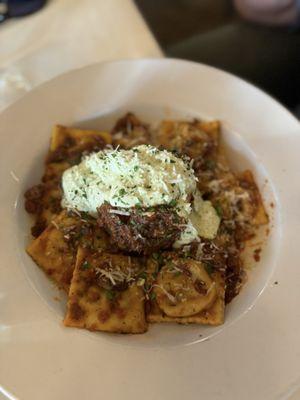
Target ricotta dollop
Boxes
[61,144,220,244]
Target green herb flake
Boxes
[204,263,214,275]
[81,261,91,270]
[105,290,116,301]
[215,203,223,218]
[138,271,147,280]
[152,271,158,279]
[150,292,156,301]
[152,252,164,266]
[169,199,177,207]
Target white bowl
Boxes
[1,59,300,400]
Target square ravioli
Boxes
[49,124,112,155]
[25,125,112,237]
[64,248,147,334]
[145,258,225,326]
[155,119,220,160]
[26,211,77,292]
[24,114,270,335]
[27,211,109,291]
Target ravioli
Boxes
[25,125,112,237]
[64,248,147,333]
[145,258,225,326]
[27,210,110,291]
[25,114,269,335]
[237,170,269,226]
[155,120,220,160]
[26,211,78,291]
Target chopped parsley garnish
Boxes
[119,198,128,205]
[150,292,156,301]
[138,271,147,280]
[105,290,116,301]
[169,199,177,207]
[133,165,139,171]
[152,252,164,266]
[119,188,126,196]
[215,203,223,218]
[204,263,214,275]
[81,261,91,270]
[152,271,158,279]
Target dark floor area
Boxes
[135,0,300,110]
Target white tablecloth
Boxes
[0,0,162,111]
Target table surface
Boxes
[0,0,162,111]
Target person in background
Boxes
[234,0,300,27]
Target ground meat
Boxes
[31,219,47,238]
[112,113,148,135]
[253,248,261,262]
[97,204,184,255]
[46,136,76,163]
[60,211,108,251]
[194,279,207,295]
[225,252,244,304]
[111,113,151,148]
[24,184,44,214]
[46,135,106,165]
[186,231,244,304]
[69,135,107,161]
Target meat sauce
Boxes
[97,203,184,255]
[25,114,268,305]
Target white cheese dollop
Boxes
[61,144,220,245]
[62,145,196,216]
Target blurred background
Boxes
[135,0,300,113]
[0,0,299,115]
